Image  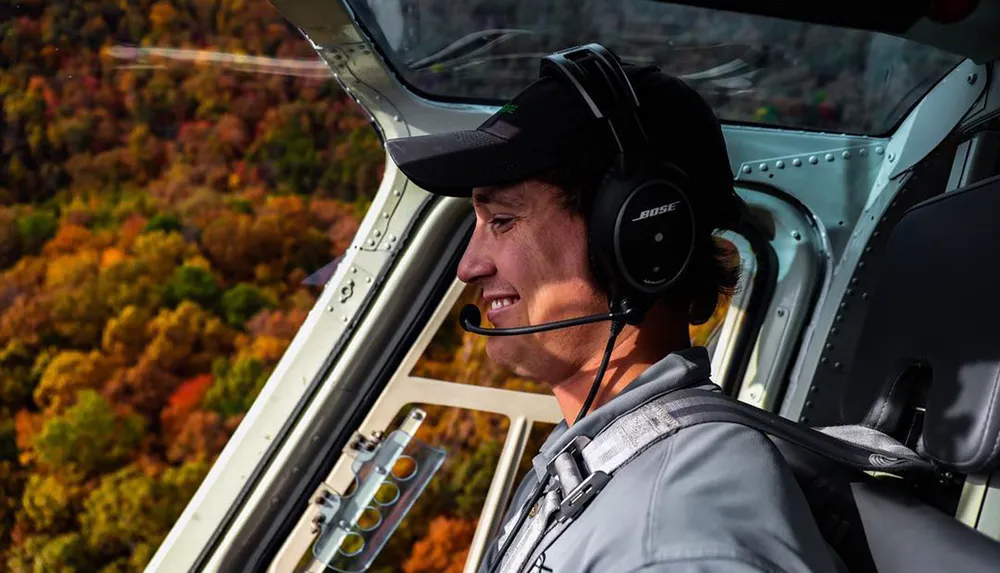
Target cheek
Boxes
[521,216,603,312]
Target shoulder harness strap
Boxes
[547,387,934,522]
[491,387,935,573]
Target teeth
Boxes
[490,298,516,310]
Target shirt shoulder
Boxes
[586,421,841,573]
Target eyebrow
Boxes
[472,187,525,209]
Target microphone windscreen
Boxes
[459,304,482,329]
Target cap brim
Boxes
[386,129,560,197]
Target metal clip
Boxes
[545,435,610,521]
[559,470,609,521]
[348,429,384,453]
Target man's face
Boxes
[458,180,611,383]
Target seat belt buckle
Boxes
[545,436,611,521]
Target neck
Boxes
[551,309,690,427]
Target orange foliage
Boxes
[243,335,288,364]
[104,356,181,423]
[160,374,214,434]
[165,410,230,463]
[246,308,308,339]
[42,223,97,256]
[117,214,149,251]
[0,292,52,348]
[14,409,44,466]
[402,516,477,573]
[100,247,126,269]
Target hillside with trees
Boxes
[0,0,386,570]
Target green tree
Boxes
[163,264,221,309]
[143,213,182,234]
[79,460,208,562]
[220,282,275,327]
[5,532,93,573]
[203,356,271,418]
[32,390,145,476]
[17,210,58,255]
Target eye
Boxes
[488,215,515,231]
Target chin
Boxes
[485,337,528,376]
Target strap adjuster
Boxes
[545,436,611,521]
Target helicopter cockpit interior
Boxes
[126,1,1000,572]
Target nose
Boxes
[457,224,496,285]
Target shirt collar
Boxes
[530,346,715,481]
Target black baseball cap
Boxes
[385,61,744,230]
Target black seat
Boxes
[778,172,1000,573]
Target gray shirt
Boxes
[478,347,842,573]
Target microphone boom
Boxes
[459,304,625,336]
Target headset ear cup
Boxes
[588,161,696,305]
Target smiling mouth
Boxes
[489,297,519,311]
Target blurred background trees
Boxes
[0,0,384,569]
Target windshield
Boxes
[349,0,963,135]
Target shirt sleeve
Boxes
[637,422,842,573]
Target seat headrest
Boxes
[844,173,1000,474]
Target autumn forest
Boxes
[0,0,387,570]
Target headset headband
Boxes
[539,44,649,170]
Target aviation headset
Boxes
[539,44,698,325]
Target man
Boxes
[386,45,840,573]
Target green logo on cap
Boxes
[498,103,518,115]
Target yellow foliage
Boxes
[241,335,288,364]
[142,301,237,374]
[44,251,100,290]
[149,1,178,30]
[183,254,214,271]
[130,230,197,283]
[20,473,83,533]
[102,306,153,363]
[33,350,112,414]
[144,302,208,369]
[262,194,304,215]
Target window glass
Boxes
[0,1,381,570]
[346,0,963,135]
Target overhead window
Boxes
[345,0,962,135]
